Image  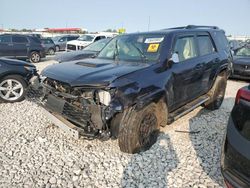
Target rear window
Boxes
[197,35,215,56]
[13,36,28,43]
[0,35,11,43]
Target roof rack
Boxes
[164,25,219,30]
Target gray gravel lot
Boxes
[0,59,248,188]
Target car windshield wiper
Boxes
[131,43,148,63]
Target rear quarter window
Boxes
[215,31,230,51]
[197,35,215,56]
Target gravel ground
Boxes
[0,60,248,188]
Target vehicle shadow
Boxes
[121,133,178,188]
[188,97,234,187]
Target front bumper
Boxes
[231,65,250,80]
[41,93,105,139]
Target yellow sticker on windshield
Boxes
[147,43,159,52]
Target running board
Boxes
[168,95,210,123]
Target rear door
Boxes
[196,32,219,92]
[0,35,13,56]
[170,33,204,108]
[12,36,29,57]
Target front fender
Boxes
[135,89,165,110]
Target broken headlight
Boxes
[98,90,111,106]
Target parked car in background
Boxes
[0,34,46,63]
[231,46,250,80]
[41,38,56,55]
[52,35,79,52]
[54,38,111,63]
[0,58,38,102]
[41,25,232,153]
[221,85,250,188]
[229,40,245,51]
[27,33,43,39]
[66,34,111,51]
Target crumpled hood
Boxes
[41,58,149,87]
[54,50,96,63]
[0,58,35,67]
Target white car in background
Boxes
[66,33,115,51]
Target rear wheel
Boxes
[0,75,27,102]
[29,51,41,63]
[203,73,227,110]
[118,103,160,153]
[48,48,55,55]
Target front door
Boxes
[170,34,204,109]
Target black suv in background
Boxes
[0,34,46,63]
[41,25,232,153]
[221,86,250,188]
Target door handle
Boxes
[7,43,13,46]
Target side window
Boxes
[59,37,67,42]
[12,36,28,43]
[0,35,11,43]
[197,35,215,56]
[173,36,198,62]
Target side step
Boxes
[168,95,210,123]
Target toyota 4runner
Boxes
[40,25,232,153]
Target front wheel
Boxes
[118,103,160,153]
[29,51,41,63]
[0,75,27,102]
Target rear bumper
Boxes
[221,116,250,188]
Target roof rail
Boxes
[163,25,219,30]
[185,25,219,29]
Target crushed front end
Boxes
[40,78,122,140]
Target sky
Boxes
[1,0,250,35]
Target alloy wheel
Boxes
[0,79,24,101]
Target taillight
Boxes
[224,179,235,188]
[235,88,250,104]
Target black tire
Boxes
[0,75,27,102]
[48,48,55,55]
[55,46,60,52]
[29,51,41,63]
[203,73,227,110]
[118,103,160,153]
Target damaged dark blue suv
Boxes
[41,25,232,153]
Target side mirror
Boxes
[171,52,180,63]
